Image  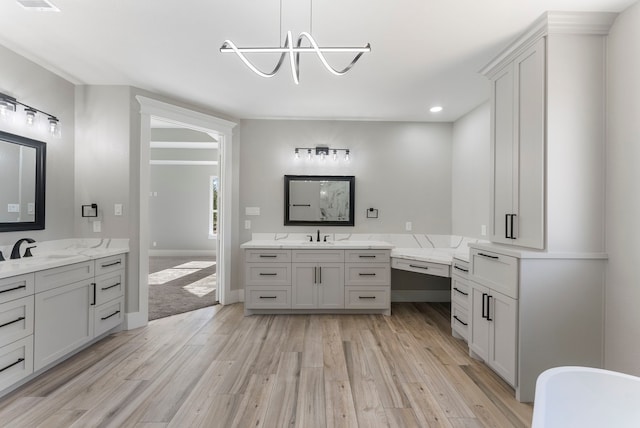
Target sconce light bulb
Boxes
[345,149,351,162]
[294,148,300,159]
[25,108,36,126]
[333,150,338,161]
[320,152,326,161]
[307,149,312,160]
[49,117,59,134]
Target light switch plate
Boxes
[481,225,487,236]
[244,220,251,229]
[114,204,123,216]
[405,221,412,231]
[245,207,260,216]
[93,220,101,233]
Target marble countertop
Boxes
[0,238,129,279]
[241,240,394,250]
[391,247,470,265]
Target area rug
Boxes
[148,256,218,321]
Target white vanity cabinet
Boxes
[450,258,470,342]
[292,250,344,309]
[244,249,292,310]
[93,254,126,337]
[0,274,35,391]
[344,250,390,312]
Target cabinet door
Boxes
[292,264,317,309]
[469,282,490,361]
[488,291,518,386]
[491,63,515,245]
[316,263,344,309]
[513,37,545,249]
[34,279,94,371]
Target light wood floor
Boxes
[0,303,533,427]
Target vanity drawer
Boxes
[292,250,344,263]
[94,297,124,337]
[95,254,126,276]
[245,263,291,286]
[345,264,390,286]
[345,250,390,263]
[451,302,469,341]
[245,286,291,309]
[95,270,125,306]
[0,296,34,347]
[452,259,470,278]
[345,286,389,309]
[470,249,518,299]
[0,274,34,305]
[35,261,94,294]
[245,250,291,263]
[451,275,470,307]
[391,258,450,278]
[0,336,33,392]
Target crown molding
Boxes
[480,11,618,78]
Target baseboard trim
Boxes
[149,249,216,257]
[391,290,451,302]
[125,311,148,330]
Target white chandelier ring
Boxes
[220,31,371,84]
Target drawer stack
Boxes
[344,250,390,310]
[450,258,470,342]
[94,254,126,337]
[244,249,292,309]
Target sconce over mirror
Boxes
[285,175,354,226]
[0,130,46,232]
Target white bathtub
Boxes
[532,366,640,427]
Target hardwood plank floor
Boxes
[0,303,533,427]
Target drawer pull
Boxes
[454,265,469,273]
[259,255,278,258]
[259,296,277,299]
[0,285,26,295]
[0,316,26,329]
[101,282,121,291]
[478,253,499,260]
[101,310,121,321]
[91,283,96,306]
[358,273,377,276]
[453,315,468,326]
[358,296,376,299]
[292,204,311,207]
[101,260,122,268]
[0,358,24,373]
[453,287,468,296]
[358,255,377,258]
[259,273,278,276]
[409,264,428,270]
[487,295,493,321]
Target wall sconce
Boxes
[294,146,351,162]
[0,92,61,136]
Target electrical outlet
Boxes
[481,225,487,236]
[405,221,412,231]
[114,204,123,216]
[244,220,251,229]
[93,220,101,233]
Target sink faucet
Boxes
[10,238,35,259]
[316,229,320,242]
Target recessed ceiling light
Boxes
[16,0,60,12]
[430,106,443,113]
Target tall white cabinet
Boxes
[472,11,615,402]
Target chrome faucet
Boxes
[10,238,35,259]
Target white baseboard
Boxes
[125,311,148,330]
[391,290,451,302]
[149,249,216,257]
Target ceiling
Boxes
[0,0,636,122]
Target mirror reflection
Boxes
[0,131,46,232]
[285,175,355,226]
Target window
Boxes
[209,176,218,238]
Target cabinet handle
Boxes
[0,285,26,294]
[101,282,121,291]
[101,310,121,321]
[454,265,468,273]
[259,273,278,276]
[91,283,96,306]
[101,260,122,268]
[313,267,317,284]
[259,255,277,258]
[487,295,493,321]
[481,293,488,319]
[319,267,322,284]
[0,358,24,373]
[409,264,428,270]
[453,287,468,296]
[359,255,377,258]
[510,214,517,239]
[0,316,26,329]
[292,204,311,207]
[478,253,499,260]
[505,214,510,239]
[358,296,376,299]
[358,273,377,276]
[453,315,468,326]
[259,296,277,299]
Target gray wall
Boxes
[451,102,491,239]
[605,2,640,376]
[0,44,76,247]
[239,119,453,243]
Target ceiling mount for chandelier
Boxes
[220,1,371,84]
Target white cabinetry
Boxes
[93,254,126,337]
[292,249,344,309]
[451,258,470,342]
[244,249,292,310]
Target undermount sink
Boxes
[7,252,78,266]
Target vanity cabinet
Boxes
[93,254,126,337]
[451,258,470,342]
[243,246,391,314]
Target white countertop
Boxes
[241,240,394,250]
[0,238,129,279]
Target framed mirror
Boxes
[285,175,355,226]
[0,130,46,232]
